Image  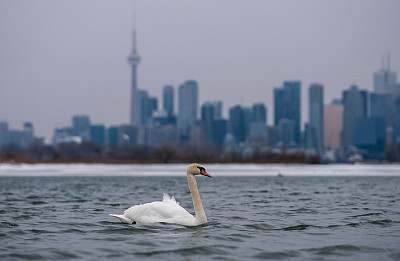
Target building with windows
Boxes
[342,84,368,148]
[178,80,198,140]
[274,81,301,146]
[308,83,324,154]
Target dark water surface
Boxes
[1,169,400,260]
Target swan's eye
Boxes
[197,167,204,172]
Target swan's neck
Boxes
[187,173,207,225]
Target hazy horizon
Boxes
[1,0,399,143]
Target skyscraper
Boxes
[374,54,397,94]
[163,85,174,117]
[132,89,149,126]
[252,103,267,124]
[342,84,368,147]
[274,81,301,146]
[21,122,34,148]
[309,83,324,154]
[72,115,91,141]
[229,105,246,143]
[178,80,198,140]
[90,124,106,146]
[212,101,223,120]
[128,30,141,125]
[324,101,343,151]
[201,102,215,144]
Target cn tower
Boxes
[128,29,141,125]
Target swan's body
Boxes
[109,163,211,226]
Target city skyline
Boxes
[1,1,400,142]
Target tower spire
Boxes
[129,1,141,125]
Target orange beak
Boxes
[201,169,212,178]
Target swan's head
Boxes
[187,163,212,178]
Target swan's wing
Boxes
[123,194,196,226]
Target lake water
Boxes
[1,164,400,260]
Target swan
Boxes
[109,163,212,226]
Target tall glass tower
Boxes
[274,81,301,146]
[309,83,324,154]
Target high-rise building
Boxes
[213,119,227,147]
[342,84,368,147]
[90,124,106,146]
[229,105,246,143]
[163,85,174,117]
[132,89,149,126]
[252,103,267,124]
[0,121,9,148]
[274,81,301,146]
[201,102,215,144]
[21,122,34,148]
[278,119,296,148]
[178,80,198,140]
[309,83,324,154]
[212,101,223,120]
[355,117,386,154]
[374,54,397,94]
[107,126,119,147]
[128,29,141,125]
[72,115,91,141]
[324,101,343,151]
[148,96,158,119]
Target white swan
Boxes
[109,163,212,226]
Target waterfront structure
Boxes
[178,80,198,140]
[21,122,34,148]
[342,84,368,148]
[90,124,106,146]
[308,83,324,154]
[72,115,91,141]
[0,121,9,148]
[355,117,386,154]
[324,102,344,151]
[128,29,141,125]
[248,122,268,146]
[274,81,301,146]
[107,126,119,147]
[118,125,138,146]
[163,85,174,117]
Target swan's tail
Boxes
[109,214,135,224]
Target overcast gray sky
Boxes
[1,0,399,143]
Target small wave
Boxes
[0,221,19,227]
[134,245,228,257]
[282,224,312,231]
[305,244,384,256]
[350,212,382,218]
[245,223,275,230]
[29,201,47,205]
[346,219,393,227]
[254,250,301,259]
